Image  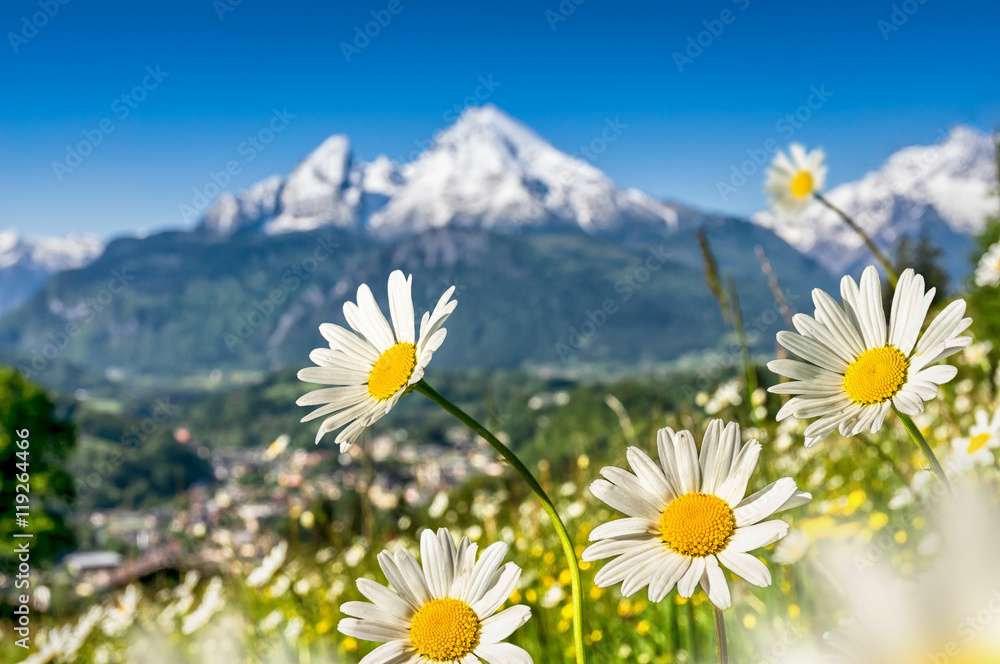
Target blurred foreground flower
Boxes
[339,528,532,663]
[821,494,1000,664]
[764,144,827,215]
[769,267,971,447]
[297,269,457,450]
[975,240,1000,287]
[583,419,810,610]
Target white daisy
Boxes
[949,406,1000,471]
[764,144,827,215]
[101,584,140,636]
[768,266,972,447]
[583,420,811,610]
[297,270,457,450]
[339,528,532,664]
[975,240,1000,287]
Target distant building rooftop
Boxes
[63,551,124,575]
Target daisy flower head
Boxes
[949,406,1000,471]
[583,419,811,610]
[768,266,972,447]
[764,144,827,216]
[297,270,457,451]
[974,240,1000,287]
[338,528,532,664]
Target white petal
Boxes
[717,440,761,507]
[387,271,415,344]
[356,578,418,616]
[358,640,414,664]
[463,542,508,605]
[647,552,690,603]
[677,557,706,598]
[726,521,789,552]
[735,478,797,526]
[673,430,701,494]
[776,331,849,373]
[717,550,772,587]
[338,617,408,643]
[320,322,380,362]
[590,479,661,521]
[377,551,426,610]
[475,643,532,664]
[472,563,521,618]
[702,555,731,610]
[915,299,967,357]
[588,518,656,542]
[479,605,531,644]
[627,447,676,502]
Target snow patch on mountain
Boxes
[752,126,997,276]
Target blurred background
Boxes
[1,0,999,662]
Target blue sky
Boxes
[2,0,998,239]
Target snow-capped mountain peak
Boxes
[0,229,105,314]
[752,126,997,277]
[265,135,359,235]
[197,104,677,239]
[0,229,104,271]
[369,104,676,235]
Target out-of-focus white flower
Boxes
[246,540,288,588]
[705,379,743,415]
[947,406,1000,472]
[765,144,827,215]
[963,341,993,364]
[975,241,1000,287]
[263,433,290,461]
[428,492,449,518]
[540,583,566,609]
[823,495,1000,664]
[260,609,284,633]
[344,542,367,568]
[773,528,809,565]
[268,574,291,598]
[284,616,304,641]
[102,584,141,636]
[181,577,226,635]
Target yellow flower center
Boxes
[409,598,480,661]
[789,170,814,198]
[367,342,417,401]
[842,345,909,406]
[968,432,991,454]
[658,493,736,558]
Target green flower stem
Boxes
[714,606,729,664]
[415,379,588,664]
[894,407,953,495]
[814,192,898,287]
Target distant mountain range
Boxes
[0,108,994,390]
[753,126,997,279]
